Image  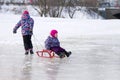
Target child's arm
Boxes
[13,20,21,33]
[45,37,51,50]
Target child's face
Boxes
[54,33,58,37]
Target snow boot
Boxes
[65,51,72,57]
[59,53,65,58]
[56,52,65,58]
[30,50,34,54]
[25,52,29,55]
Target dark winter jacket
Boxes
[13,14,34,35]
[45,36,60,50]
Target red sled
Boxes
[36,49,59,58]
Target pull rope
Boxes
[32,34,44,50]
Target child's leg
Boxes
[55,52,65,58]
[50,47,71,58]
[50,47,65,58]
[23,35,30,54]
[54,47,71,57]
[28,35,33,54]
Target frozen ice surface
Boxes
[0,13,120,80]
[0,35,120,80]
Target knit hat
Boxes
[50,30,58,37]
[23,10,29,15]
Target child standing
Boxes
[45,29,71,58]
[13,10,34,55]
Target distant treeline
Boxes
[0,0,99,17]
[0,2,31,5]
[0,0,103,18]
[0,0,98,7]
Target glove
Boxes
[13,30,17,34]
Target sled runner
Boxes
[36,49,59,58]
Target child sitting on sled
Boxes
[45,29,71,58]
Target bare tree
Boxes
[32,0,99,18]
[48,0,66,17]
[32,0,66,17]
[84,0,98,7]
[78,0,99,19]
[32,0,49,17]
[66,0,82,18]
